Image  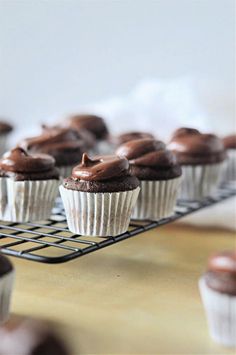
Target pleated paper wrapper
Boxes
[199,277,236,347]
[224,150,236,182]
[0,271,14,324]
[179,162,225,200]
[60,186,140,236]
[0,178,59,222]
[132,177,181,221]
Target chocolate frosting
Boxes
[19,127,86,166]
[204,250,236,295]
[116,138,182,180]
[223,134,236,149]
[72,153,129,181]
[116,131,155,145]
[168,127,226,165]
[0,121,13,134]
[67,114,109,140]
[0,148,59,181]
[63,153,139,192]
[0,253,13,277]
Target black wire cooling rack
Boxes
[0,183,235,264]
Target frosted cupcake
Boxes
[199,250,236,347]
[116,138,182,220]
[115,131,155,146]
[0,121,13,155]
[222,134,236,181]
[19,126,86,178]
[168,128,226,200]
[0,147,59,222]
[0,254,14,324]
[66,114,113,154]
[60,153,140,236]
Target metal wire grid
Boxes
[0,183,235,264]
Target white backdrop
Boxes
[0,0,235,139]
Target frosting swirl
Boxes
[72,153,129,181]
[19,127,86,166]
[0,147,56,173]
[116,138,181,180]
[205,250,236,296]
[168,127,226,164]
[67,114,109,140]
[223,134,236,149]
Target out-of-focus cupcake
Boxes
[115,131,155,146]
[60,153,140,236]
[0,121,13,155]
[19,126,86,178]
[116,138,182,220]
[168,128,226,200]
[0,254,14,325]
[0,147,59,222]
[222,134,236,182]
[199,250,236,347]
[0,316,70,355]
[66,114,112,154]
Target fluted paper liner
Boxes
[199,277,236,347]
[60,186,140,236]
[0,270,14,324]
[179,162,225,200]
[224,150,236,182]
[132,177,181,221]
[0,178,59,222]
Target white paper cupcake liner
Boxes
[132,177,182,221]
[224,150,236,182]
[60,186,140,236]
[199,277,236,347]
[0,178,59,222]
[179,162,225,200]
[0,270,14,324]
[0,135,8,156]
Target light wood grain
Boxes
[8,223,236,354]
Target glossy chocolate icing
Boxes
[204,250,236,295]
[116,138,181,180]
[19,127,86,166]
[0,121,13,134]
[0,148,59,181]
[223,134,236,149]
[168,127,226,165]
[116,131,155,145]
[0,254,13,277]
[67,114,109,140]
[63,153,139,192]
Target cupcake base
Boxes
[179,162,225,201]
[0,270,14,324]
[132,177,181,221]
[60,185,140,236]
[199,277,236,347]
[0,178,59,222]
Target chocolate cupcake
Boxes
[199,250,236,347]
[0,316,70,355]
[0,147,59,222]
[0,121,13,155]
[115,131,155,146]
[116,138,182,220]
[0,254,14,325]
[66,114,112,154]
[60,153,140,236]
[223,134,236,181]
[168,128,226,200]
[19,126,86,178]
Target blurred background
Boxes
[0,0,235,140]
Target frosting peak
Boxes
[0,147,55,173]
[72,153,129,181]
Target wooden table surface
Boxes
[8,223,236,355]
